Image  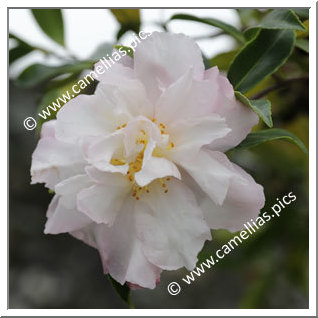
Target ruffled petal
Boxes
[155,68,218,125]
[204,67,259,151]
[136,178,211,270]
[31,121,85,189]
[134,32,204,102]
[134,157,181,187]
[77,167,131,225]
[55,93,116,143]
[44,175,93,234]
[168,115,230,161]
[199,162,265,232]
[82,132,128,175]
[72,198,162,289]
[178,149,235,205]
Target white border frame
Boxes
[2,0,316,316]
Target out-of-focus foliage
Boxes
[9,8,309,309]
[110,9,141,40]
[31,9,65,46]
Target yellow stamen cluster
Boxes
[111,120,175,200]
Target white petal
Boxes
[134,32,204,102]
[168,115,231,161]
[136,178,211,270]
[155,68,218,124]
[55,93,116,143]
[200,162,265,232]
[93,60,134,85]
[178,150,235,205]
[31,122,85,189]
[77,167,131,225]
[134,157,181,187]
[82,133,128,175]
[204,67,259,151]
[96,78,154,119]
[75,198,162,289]
[44,175,93,234]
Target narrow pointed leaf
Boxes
[170,14,245,43]
[17,61,94,87]
[235,91,273,127]
[244,9,306,40]
[110,9,140,40]
[235,128,308,154]
[228,29,295,93]
[31,9,65,46]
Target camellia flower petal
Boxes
[31,31,265,289]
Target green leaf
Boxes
[244,9,306,40]
[107,275,134,308]
[110,9,140,40]
[31,9,64,46]
[170,14,245,43]
[210,50,238,71]
[113,45,134,58]
[228,29,295,93]
[235,91,273,128]
[235,128,308,154]
[9,33,34,64]
[295,38,309,53]
[293,9,309,20]
[17,61,94,87]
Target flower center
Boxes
[112,118,175,200]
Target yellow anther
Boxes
[116,126,121,130]
[121,123,127,128]
[166,177,170,181]
[141,129,146,135]
[164,189,168,193]
[166,141,175,150]
[151,118,156,123]
[159,123,166,129]
[110,158,126,166]
[136,196,140,200]
[145,186,150,193]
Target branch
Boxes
[251,76,309,99]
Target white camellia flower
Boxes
[31,32,265,289]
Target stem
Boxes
[193,31,225,41]
[251,76,309,99]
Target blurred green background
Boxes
[9,8,309,309]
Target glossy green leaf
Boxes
[235,128,308,154]
[17,61,94,87]
[295,38,309,53]
[235,91,273,128]
[170,14,245,43]
[110,9,140,40]
[228,29,295,93]
[113,45,134,58]
[31,9,64,46]
[107,275,133,308]
[244,9,306,40]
